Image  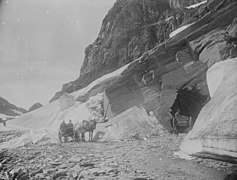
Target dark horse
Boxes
[74,119,97,142]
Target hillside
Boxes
[0,96,27,120]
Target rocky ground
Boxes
[0,131,236,180]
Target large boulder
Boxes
[180,58,237,163]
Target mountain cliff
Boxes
[51,0,204,102]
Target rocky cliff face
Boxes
[51,0,204,102]
[0,97,27,117]
[51,0,237,127]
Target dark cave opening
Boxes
[170,87,208,129]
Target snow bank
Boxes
[169,23,194,38]
[180,58,237,161]
[0,93,104,149]
[72,64,129,99]
[94,106,154,141]
[206,60,225,97]
[186,0,207,9]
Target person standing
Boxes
[60,120,67,136]
[67,120,74,138]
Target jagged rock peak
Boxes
[50,0,171,102]
[29,103,43,112]
[81,0,170,74]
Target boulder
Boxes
[180,58,237,163]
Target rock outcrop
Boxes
[180,58,237,163]
[50,0,204,102]
[0,97,27,117]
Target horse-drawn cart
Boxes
[58,128,74,142]
[172,113,192,133]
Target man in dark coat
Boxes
[67,120,73,131]
[67,120,74,138]
[60,120,67,135]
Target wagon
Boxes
[58,128,74,142]
[172,114,192,133]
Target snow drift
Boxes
[0,60,140,149]
[180,58,237,162]
[94,106,157,141]
[0,93,104,149]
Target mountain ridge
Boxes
[0,96,27,118]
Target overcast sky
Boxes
[0,0,115,109]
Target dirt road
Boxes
[1,132,236,180]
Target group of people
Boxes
[59,120,74,138]
[59,119,98,142]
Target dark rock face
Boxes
[78,0,170,82]
[29,103,43,112]
[0,97,27,116]
[51,0,207,102]
[50,0,170,102]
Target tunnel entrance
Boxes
[170,87,208,132]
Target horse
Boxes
[73,122,86,142]
[73,120,97,142]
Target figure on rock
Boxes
[141,70,155,86]
[225,18,237,58]
[176,13,182,27]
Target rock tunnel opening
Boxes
[170,87,208,131]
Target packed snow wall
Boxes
[180,58,237,163]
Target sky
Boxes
[0,0,115,109]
